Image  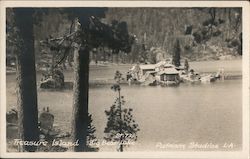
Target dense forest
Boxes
[7,7,242,70]
[105,8,242,63]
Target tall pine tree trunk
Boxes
[14,8,39,152]
[71,18,89,151]
[71,46,89,152]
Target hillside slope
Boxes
[105,8,242,61]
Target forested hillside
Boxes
[6,7,242,70]
[105,8,242,62]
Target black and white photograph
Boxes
[0,1,249,158]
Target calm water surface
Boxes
[6,77,242,151]
[6,60,242,151]
[89,80,242,151]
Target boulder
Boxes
[6,109,18,124]
[6,109,18,139]
[39,107,54,133]
[40,69,64,89]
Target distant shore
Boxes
[6,59,242,86]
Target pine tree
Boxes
[86,113,99,151]
[67,9,134,152]
[13,8,39,152]
[35,8,134,151]
[172,39,181,67]
[104,71,140,152]
[184,59,189,73]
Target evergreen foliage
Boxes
[172,39,181,67]
[104,71,140,152]
[184,59,189,72]
[86,113,99,151]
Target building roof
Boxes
[140,64,156,70]
[164,64,175,68]
[130,61,175,72]
[158,68,179,75]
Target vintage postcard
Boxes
[0,0,249,158]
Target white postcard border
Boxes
[0,1,249,158]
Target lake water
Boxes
[88,80,242,151]
[6,60,242,151]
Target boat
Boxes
[200,74,218,83]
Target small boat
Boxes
[200,74,217,83]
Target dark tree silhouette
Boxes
[70,17,89,152]
[238,32,242,55]
[62,9,106,152]
[184,59,189,73]
[172,39,181,67]
[64,8,134,152]
[36,9,134,151]
[12,8,39,152]
[86,113,99,151]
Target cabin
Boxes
[158,68,180,85]
[129,60,181,82]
